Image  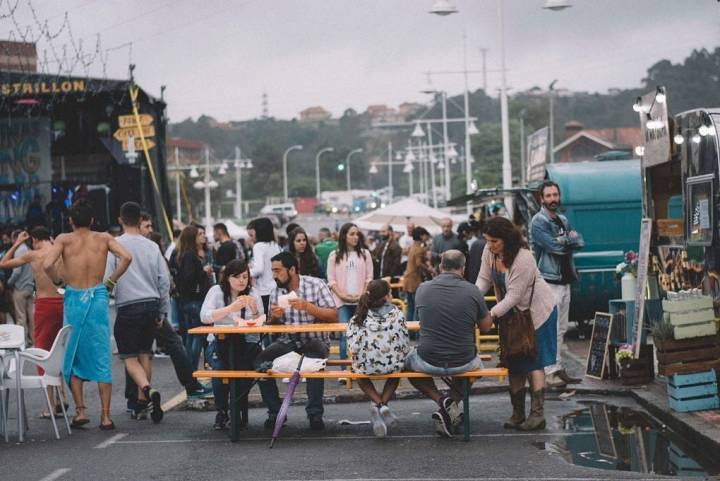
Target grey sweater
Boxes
[106,234,170,316]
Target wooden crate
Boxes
[655,335,720,376]
[663,297,718,340]
[667,370,720,413]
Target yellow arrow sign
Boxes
[113,125,155,141]
[122,138,156,151]
[118,114,153,128]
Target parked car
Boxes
[260,203,298,220]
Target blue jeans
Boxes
[405,292,416,321]
[180,300,204,370]
[404,349,484,376]
[206,339,260,413]
[337,305,357,362]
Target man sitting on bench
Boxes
[255,251,337,431]
[404,250,492,438]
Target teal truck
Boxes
[454,159,643,332]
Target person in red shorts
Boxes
[0,226,66,417]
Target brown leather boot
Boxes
[519,389,546,431]
[503,388,526,429]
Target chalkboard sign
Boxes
[586,312,614,379]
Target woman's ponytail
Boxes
[353,279,391,326]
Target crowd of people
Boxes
[0,179,584,440]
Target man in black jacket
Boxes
[373,224,402,279]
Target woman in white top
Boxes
[327,222,374,364]
[200,259,264,430]
[248,217,281,315]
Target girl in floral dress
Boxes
[346,279,410,437]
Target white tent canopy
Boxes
[354,198,451,235]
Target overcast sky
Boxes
[8,0,720,122]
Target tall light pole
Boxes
[519,109,527,185]
[232,147,253,220]
[345,148,363,192]
[174,146,181,222]
[499,1,511,195]
[315,147,334,201]
[282,144,303,202]
[440,91,451,200]
[548,79,558,163]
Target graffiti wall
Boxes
[0,118,51,223]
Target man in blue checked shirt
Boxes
[254,251,337,431]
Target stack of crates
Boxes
[661,294,719,413]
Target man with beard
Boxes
[254,251,337,431]
[529,180,584,388]
[372,224,401,279]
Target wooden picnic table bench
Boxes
[189,322,506,442]
[193,367,507,441]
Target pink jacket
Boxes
[326,249,374,307]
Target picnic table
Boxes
[189,322,506,441]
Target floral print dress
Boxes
[346,303,410,375]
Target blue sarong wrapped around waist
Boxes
[63,284,112,384]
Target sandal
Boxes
[99,421,116,431]
[39,412,62,420]
[99,408,115,431]
[71,405,90,428]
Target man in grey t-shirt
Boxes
[405,250,492,437]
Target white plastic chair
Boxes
[5,325,73,440]
[0,324,25,442]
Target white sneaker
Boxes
[379,404,398,428]
[370,404,387,438]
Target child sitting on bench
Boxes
[346,279,410,437]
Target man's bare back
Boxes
[44,229,132,289]
[0,232,61,298]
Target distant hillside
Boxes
[170,47,720,204]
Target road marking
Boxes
[161,390,187,412]
[38,468,70,481]
[94,432,128,449]
[114,431,591,445]
[278,477,668,481]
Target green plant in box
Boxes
[652,320,675,341]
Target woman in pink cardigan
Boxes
[327,223,374,364]
[476,217,558,431]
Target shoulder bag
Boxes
[491,256,537,365]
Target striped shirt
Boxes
[270,275,336,348]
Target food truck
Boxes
[637,86,720,313]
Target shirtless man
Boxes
[43,200,132,430]
[0,227,66,416]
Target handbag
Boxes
[491,256,537,365]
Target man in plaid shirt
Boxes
[254,251,337,430]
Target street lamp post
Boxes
[232,147,253,220]
[345,148,363,192]
[519,109,527,185]
[549,79,558,163]
[282,144,303,203]
[174,146,181,222]
[315,147,334,201]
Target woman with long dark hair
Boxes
[175,225,213,369]
[288,227,322,278]
[346,279,409,437]
[249,217,281,315]
[475,217,558,431]
[402,227,433,323]
[327,223,374,363]
[200,259,263,430]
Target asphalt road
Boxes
[0,356,687,481]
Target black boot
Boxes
[503,388,526,429]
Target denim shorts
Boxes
[404,349,484,376]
